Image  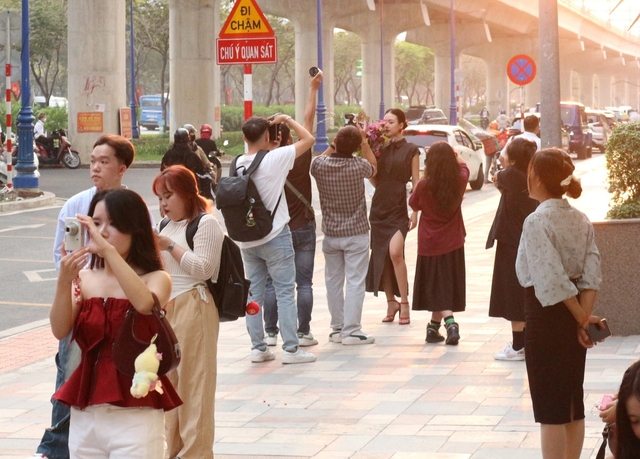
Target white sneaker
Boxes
[298,332,318,346]
[282,348,316,364]
[251,348,275,363]
[494,342,525,361]
[328,330,342,343]
[265,332,278,346]
[343,333,375,345]
[28,455,49,459]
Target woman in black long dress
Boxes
[486,138,537,361]
[366,108,420,325]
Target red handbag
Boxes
[112,293,181,376]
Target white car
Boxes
[403,124,485,190]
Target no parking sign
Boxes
[507,54,537,86]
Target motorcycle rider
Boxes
[480,106,490,130]
[194,124,222,187]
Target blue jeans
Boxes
[264,221,316,335]
[36,334,72,459]
[242,226,299,352]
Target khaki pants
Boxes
[165,287,219,459]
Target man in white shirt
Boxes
[34,112,47,139]
[235,115,316,364]
[32,135,135,459]
[501,115,541,165]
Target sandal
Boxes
[399,302,411,325]
[382,300,400,323]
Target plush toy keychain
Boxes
[246,301,260,315]
[130,334,164,398]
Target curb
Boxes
[81,156,236,169]
[0,191,57,213]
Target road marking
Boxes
[0,204,62,217]
[23,269,57,282]
[0,223,46,233]
[0,258,52,263]
[0,300,50,307]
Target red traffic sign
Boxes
[507,54,537,86]
[219,0,274,38]
[216,37,277,65]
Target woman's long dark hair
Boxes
[616,360,640,458]
[423,141,462,214]
[87,189,163,273]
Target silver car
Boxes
[586,110,610,153]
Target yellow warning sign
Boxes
[219,0,274,38]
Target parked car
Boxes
[404,105,427,123]
[585,109,610,153]
[560,101,592,159]
[403,124,485,190]
[408,108,448,126]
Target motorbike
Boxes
[12,129,81,169]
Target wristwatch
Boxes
[167,242,175,253]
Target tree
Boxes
[460,55,486,110]
[133,0,169,126]
[394,41,433,106]
[333,31,361,105]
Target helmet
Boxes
[200,124,213,139]
[182,124,197,142]
[489,121,498,130]
[174,128,190,144]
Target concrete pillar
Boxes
[598,74,613,108]
[432,53,457,117]
[290,12,334,127]
[559,62,574,101]
[361,27,395,120]
[169,0,218,135]
[67,0,126,161]
[579,73,594,108]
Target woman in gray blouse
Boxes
[516,148,604,459]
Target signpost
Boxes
[507,54,537,121]
[217,0,276,120]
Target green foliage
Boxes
[605,122,640,219]
[43,106,68,131]
[334,31,362,105]
[131,132,171,161]
[220,105,295,132]
[395,41,434,107]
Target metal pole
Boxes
[539,0,562,148]
[314,0,329,152]
[378,0,385,120]
[448,0,457,125]
[5,14,12,190]
[129,0,139,138]
[14,0,37,190]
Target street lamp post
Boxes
[379,0,385,120]
[314,0,329,153]
[129,0,139,138]
[14,0,37,190]
[448,0,457,125]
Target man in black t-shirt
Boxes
[263,70,323,348]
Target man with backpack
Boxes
[231,114,316,364]
[263,71,323,349]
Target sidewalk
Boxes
[0,154,636,459]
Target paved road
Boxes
[0,153,607,334]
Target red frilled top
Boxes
[54,297,182,411]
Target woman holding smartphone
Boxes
[51,189,181,458]
[366,108,420,325]
[516,148,604,459]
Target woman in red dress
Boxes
[51,189,181,459]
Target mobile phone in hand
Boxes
[599,394,614,411]
[64,217,84,252]
[587,318,611,342]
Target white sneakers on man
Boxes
[251,348,276,363]
[282,348,316,364]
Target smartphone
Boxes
[268,123,281,142]
[309,66,320,77]
[587,318,611,342]
[64,217,84,252]
[599,394,614,411]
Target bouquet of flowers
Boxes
[366,119,389,157]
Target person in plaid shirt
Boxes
[310,125,378,345]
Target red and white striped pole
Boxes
[5,63,12,190]
[244,64,252,120]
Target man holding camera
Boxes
[310,124,377,345]
[32,135,135,459]
[262,70,323,348]
[236,114,316,364]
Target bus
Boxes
[139,94,170,131]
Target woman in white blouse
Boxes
[153,165,224,459]
[516,148,605,459]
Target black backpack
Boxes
[215,150,281,242]
[159,214,250,322]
